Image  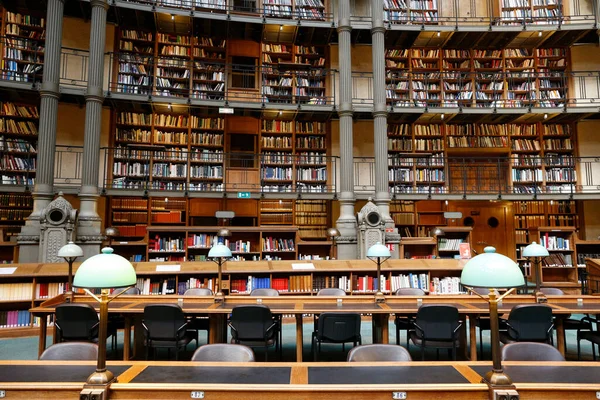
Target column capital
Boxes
[373,108,388,118]
[371,26,386,35]
[39,88,60,99]
[90,0,109,10]
[338,108,353,117]
[337,25,352,34]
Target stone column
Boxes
[335,0,358,260]
[371,0,399,257]
[77,0,109,256]
[17,0,65,261]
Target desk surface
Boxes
[0,361,599,400]
[31,294,600,315]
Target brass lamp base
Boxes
[214,291,225,303]
[86,369,116,385]
[535,291,547,303]
[374,291,386,303]
[482,369,513,387]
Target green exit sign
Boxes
[237,192,251,199]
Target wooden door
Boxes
[449,201,515,259]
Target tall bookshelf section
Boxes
[1,10,45,83]
[542,123,575,193]
[192,36,226,100]
[383,0,438,24]
[260,118,294,192]
[384,47,570,108]
[499,0,564,24]
[189,115,224,192]
[295,121,327,192]
[537,226,578,291]
[261,42,328,105]
[111,111,225,192]
[510,124,541,194]
[156,32,191,98]
[115,29,154,95]
[0,101,39,187]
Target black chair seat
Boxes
[498,304,554,345]
[229,304,281,361]
[55,303,117,355]
[579,331,600,345]
[564,318,592,330]
[409,332,461,348]
[146,335,194,349]
[312,312,362,361]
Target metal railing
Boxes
[112,0,335,22]
[382,0,596,27]
[107,55,337,106]
[102,148,338,194]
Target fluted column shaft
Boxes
[371,0,393,226]
[79,0,108,222]
[335,0,357,259]
[32,0,65,215]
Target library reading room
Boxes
[3,0,600,399]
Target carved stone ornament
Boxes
[357,197,380,226]
[77,235,106,242]
[336,236,358,243]
[386,233,401,242]
[40,193,74,226]
[16,235,40,242]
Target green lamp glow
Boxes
[73,247,137,289]
[460,246,524,288]
[460,246,524,390]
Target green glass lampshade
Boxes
[522,241,549,257]
[57,241,84,258]
[208,242,232,258]
[367,242,391,259]
[460,246,525,289]
[73,247,137,289]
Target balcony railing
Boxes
[103,148,338,194]
[107,55,337,106]
[112,0,335,22]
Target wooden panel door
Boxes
[449,201,515,259]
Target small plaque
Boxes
[292,263,315,270]
[392,392,407,400]
[0,267,16,275]
[156,265,181,272]
[190,391,205,399]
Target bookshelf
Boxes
[436,226,472,259]
[261,42,328,105]
[295,0,326,20]
[155,32,191,98]
[260,118,294,192]
[536,226,579,291]
[112,111,152,189]
[189,115,224,192]
[295,120,328,192]
[1,10,45,83]
[263,0,293,18]
[510,124,542,194]
[383,0,438,24]
[192,36,226,100]
[115,29,154,95]
[260,199,294,226]
[0,101,39,188]
[413,124,444,193]
[108,196,148,262]
[399,237,437,259]
[385,47,570,108]
[542,123,575,193]
[499,0,564,25]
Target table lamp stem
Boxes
[483,290,512,387]
[86,289,115,385]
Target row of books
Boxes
[134,277,178,295]
[0,310,33,329]
[0,282,33,301]
[540,234,570,250]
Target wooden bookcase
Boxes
[383,0,438,24]
[260,118,294,191]
[497,0,566,25]
[0,101,38,188]
[387,121,576,195]
[535,226,579,292]
[436,226,472,259]
[385,46,570,108]
[0,9,45,83]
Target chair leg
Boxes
[593,343,597,361]
[396,324,399,345]
[265,344,268,362]
[479,328,483,359]
[577,336,582,360]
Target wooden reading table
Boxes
[1,360,600,399]
[31,294,600,362]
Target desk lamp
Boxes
[522,241,549,303]
[327,227,340,260]
[104,226,120,247]
[209,241,232,302]
[461,246,524,390]
[57,241,83,302]
[73,247,136,390]
[367,242,391,303]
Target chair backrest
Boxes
[55,303,99,341]
[414,304,460,341]
[540,288,565,296]
[395,288,426,296]
[317,288,346,296]
[39,342,99,361]
[184,288,214,296]
[123,287,141,295]
[347,344,412,362]
[230,305,276,341]
[143,304,187,340]
[316,312,361,342]
[501,342,565,361]
[250,288,279,296]
[191,344,255,362]
[507,304,554,341]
